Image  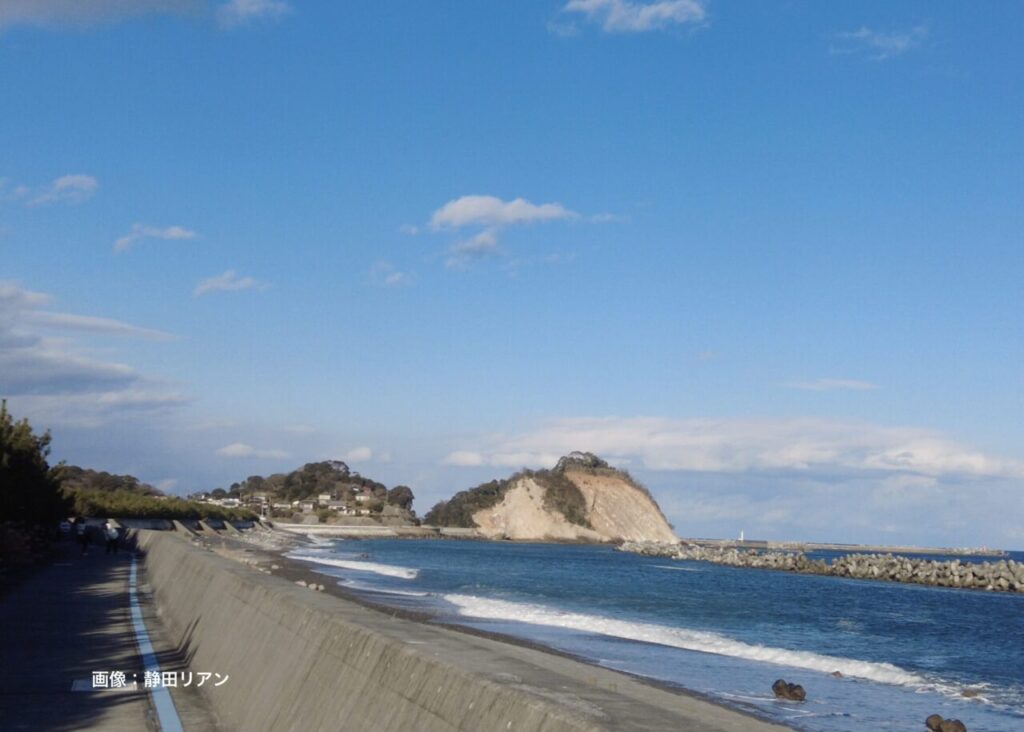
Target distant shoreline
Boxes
[686,538,1009,557]
[268,521,1010,556]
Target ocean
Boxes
[286,539,1024,732]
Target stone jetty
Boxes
[620,541,1024,593]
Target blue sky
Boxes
[2,1,1022,548]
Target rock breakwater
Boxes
[620,541,1024,593]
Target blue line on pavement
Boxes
[129,556,184,732]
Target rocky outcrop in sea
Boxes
[619,541,1024,593]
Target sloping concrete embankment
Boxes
[137,531,788,732]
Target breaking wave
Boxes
[288,553,418,579]
[444,594,926,687]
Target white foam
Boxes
[288,553,418,579]
[444,594,926,687]
[305,534,334,546]
[653,564,703,572]
[341,580,430,597]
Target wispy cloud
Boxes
[833,25,928,61]
[0,0,198,30]
[0,288,157,399]
[215,442,289,459]
[114,224,197,253]
[22,311,174,341]
[429,195,579,269]
[446,229,501,269]
[154,478,179,492]
[216,0,291,29]
[786,378,879,392]
[344,446,373,463]
[442,416,1024,480]
[443,450,486,467]
[0,1,292,32]
[193,270,266,296]
[560,0,706,34]
[8,390,190,429]
[26,174,99,206]
[370,262,413,287]
[2,174,98,206]
[0,282,184,425]
[431,195,577,230]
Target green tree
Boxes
[0,400,69,524]
[386,485,414,510]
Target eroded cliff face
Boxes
[562,470,678,543]
[472,477,603,542]
[471,462,678,544]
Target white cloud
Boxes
[0,1,293,32]
[0,281,50,309]
[443,450,485,467]
[193,270,266,296]
[453,228,499,254]
[0,345,137,396]
[370,262,413,287]
[187,419,238,431]
[561,0,706,34]
[7,390,189,428]
[0,0,197,30]
[399,224,420,236]
[154,478,179,492]
[215,442,289,459]
[91,390,189,410]
[430,195,577,230]
[26,174,98,206]
[445,228,502,269]
[23,311,174,340]
[834,25,928,61]
[429,195,580,269]
[444,416,1024,480]
[0,282,178,401]
[114,223,197,253]
[786,378,879,392]
[344,446,373,463]
[216,0,290,28]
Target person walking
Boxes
[75,519,89,555]
[103,522,119,555]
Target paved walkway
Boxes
[0,539,156,730]
[0,537,219,731]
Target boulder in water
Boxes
[926,715,967,732]
[771,678,807,701]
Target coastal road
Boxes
[0,538,217,731]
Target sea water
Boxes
[287,540,1024,731]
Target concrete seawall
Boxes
[137,531,788,732]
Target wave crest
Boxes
[288,553,418,579]
[444,594,925,687]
